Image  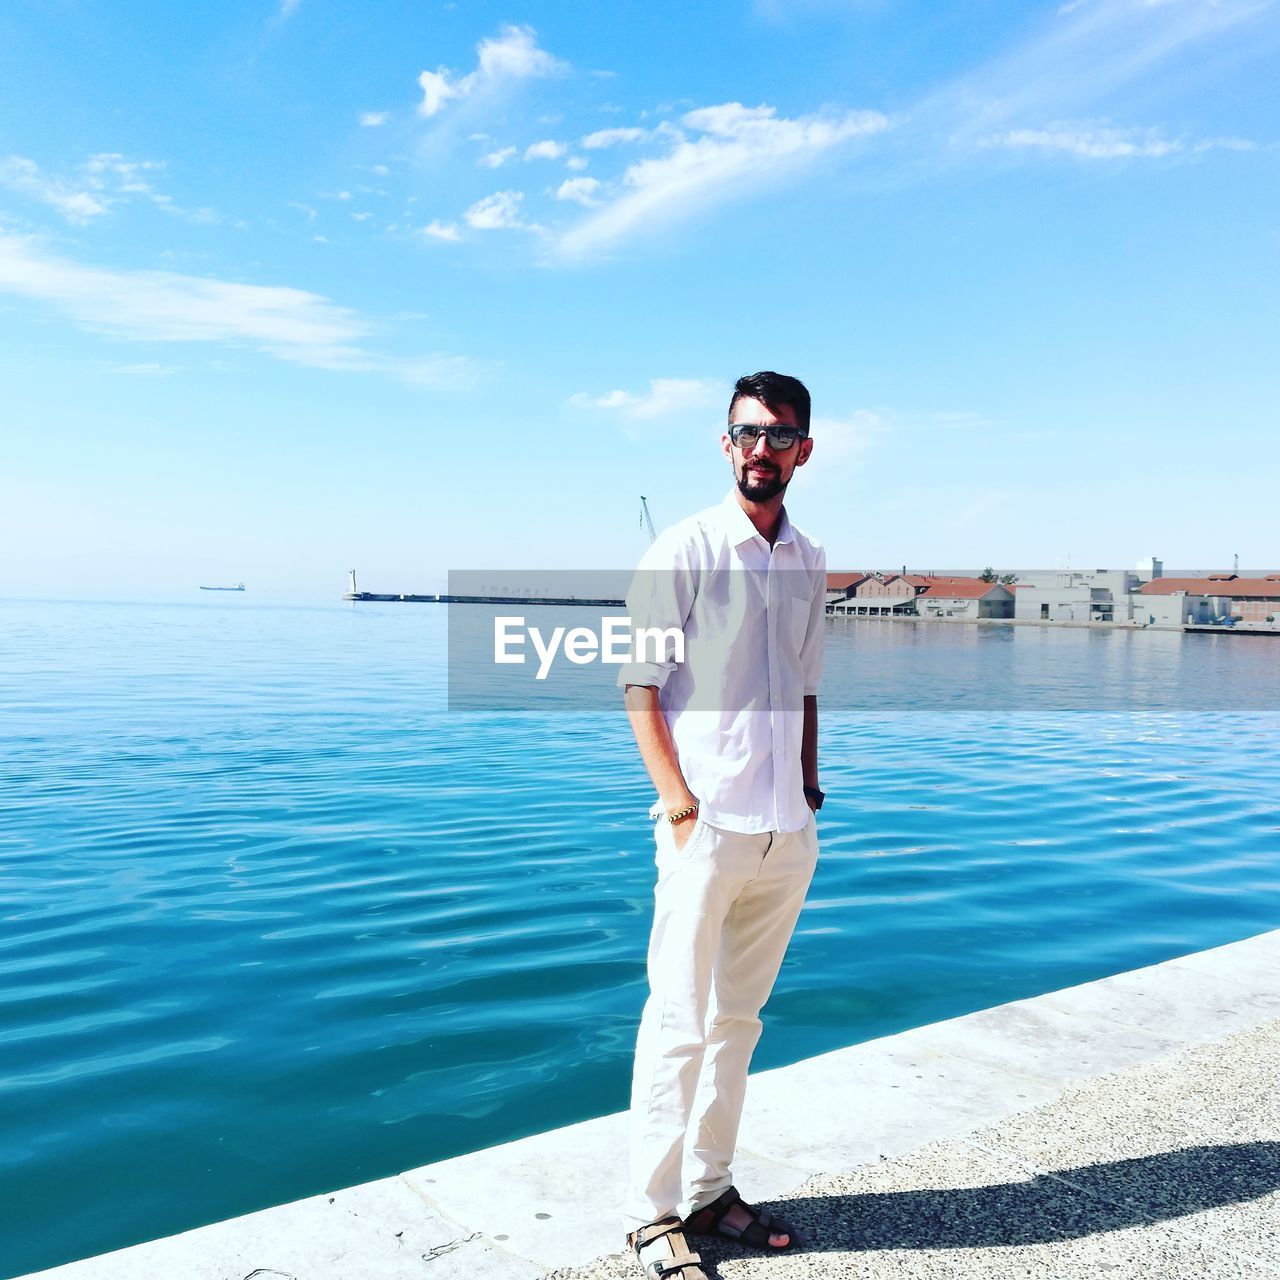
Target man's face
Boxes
[722,396,814,502]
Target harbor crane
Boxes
[640,496,656,545]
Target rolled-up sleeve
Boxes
[616,533,694,690]
[800,544,827,697]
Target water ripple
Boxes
[1,600,1277,1277]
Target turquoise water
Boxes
[2,598,1278,1277]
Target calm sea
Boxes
[2,598,1278,1277]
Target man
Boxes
[617,371,826,1280]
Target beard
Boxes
[736,462,788,502]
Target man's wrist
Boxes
[666,798,699,825]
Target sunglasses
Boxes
[727,423,807,450]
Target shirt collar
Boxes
[720,489,795,547]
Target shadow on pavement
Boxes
[684,1142,1280,1273]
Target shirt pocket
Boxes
[781,572,815,652]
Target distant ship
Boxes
[199,583,245,592]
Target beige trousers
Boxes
[621,812,819,1233]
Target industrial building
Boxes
[1136,576,1280,627]
[1012,569,1145,624]
[827,572,1015,620]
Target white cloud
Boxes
[979,124,1182,159]
[0,231,481,385]
[565,155,589,171]
[1193,136,1258,153]
[936,0,1269,153]
[581,126,650,149]
[279,0,302,18]
[979,122,1258,161]
[479,146,517,168]
[570,377,725,421]
[525,139,567,160]
[419,220,461,241]
[0,231,368,360]
[555,177,603,206]
[808,410,887,465]
[418,69,457,118]
[359,111,389,127]
[0,156,109,223]
[417,24,566,119]
[465,190,532,231]
[0,152,221,225]
[110,361,179,376]
[397,353,492,388]
[351,211,373,221]
[559,104,889,258]
[372,164,391,176]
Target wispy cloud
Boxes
[555,177,603,207]
[0,152,220,225]
[418,219,461,241]
[557,103,889,259]
[525,139,567,160]
[418,25,566,119]
[464,190,539,231]
[0,155,110,223]
[979,124,1183,159]
[108,361,181,377]
[937,0,1272,152]
[1193,136,1258,152]
[570,377,725,420]
[359,110,389,128]
[278,0,302,19]
[580,126,652,149]
[479,146,517,168]
[977,120,1259,161]
[804,410,887,466]
[0,232,483,385]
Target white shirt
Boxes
[618,490,826,834]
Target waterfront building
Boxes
[827,572,1015,619]
[1012,569,1145,624]
[829,562,1280,628]
[1137,575,1280,627]
[911,576,1015,620]
[826,572,871,608]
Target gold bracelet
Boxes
[667,801,699,824]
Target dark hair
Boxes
[728,371,811,435]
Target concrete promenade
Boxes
[17,929,1279,1280]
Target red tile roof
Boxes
[1139,577,1280,599]
[828,572,1015,598]
[826,572,871,591]
[916,579,1010,599]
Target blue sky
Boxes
[2,0,1277,599]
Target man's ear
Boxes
[721,433,734,463]
[795,437,814,467]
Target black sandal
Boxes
[683,1186,797,1251]
[627,1217,708,1280]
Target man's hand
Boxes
[670,809,699,852]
